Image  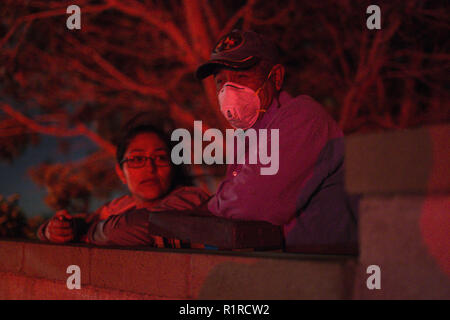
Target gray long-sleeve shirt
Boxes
[208,91,359,253]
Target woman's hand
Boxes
[45,210,75,243]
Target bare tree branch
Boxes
[1,103,115,154]
[0,3,111,49]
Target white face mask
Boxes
[218,82,263,129]
[217,69,274,129]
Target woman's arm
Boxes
[36,195,135,243]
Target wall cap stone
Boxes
[345,124,449,195]
[0,239,355,299]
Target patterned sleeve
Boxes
[85,187,212,247]
[149,186,211,212]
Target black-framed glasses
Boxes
[121,154,170,169]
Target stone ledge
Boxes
[0,240,23,273]
[345,124,449,195]
[190,254,356,299]
[0,272,165,300]
[353,195,450,299]
[0,240,355,299]
[90,247,192,298]
[23,242,90,285]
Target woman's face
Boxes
[116,132,173,204]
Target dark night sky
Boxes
[0,135,107,218]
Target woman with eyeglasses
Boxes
[37,121,211,247]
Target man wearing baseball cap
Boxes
[197,30,358,253]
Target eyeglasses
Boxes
[121,154,170,169]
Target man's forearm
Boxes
[86,209,155,246]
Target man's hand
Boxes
[45,210,75,243]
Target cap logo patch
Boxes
[213,31,244,53]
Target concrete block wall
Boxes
[345,124,450,299]
[0,240,355,299]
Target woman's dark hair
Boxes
[115,117,193,189]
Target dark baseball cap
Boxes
[195,29,279,80]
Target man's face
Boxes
[213,66,275,110]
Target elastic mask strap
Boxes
[255,68,274,113]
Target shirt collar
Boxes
[252,91,292,129]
